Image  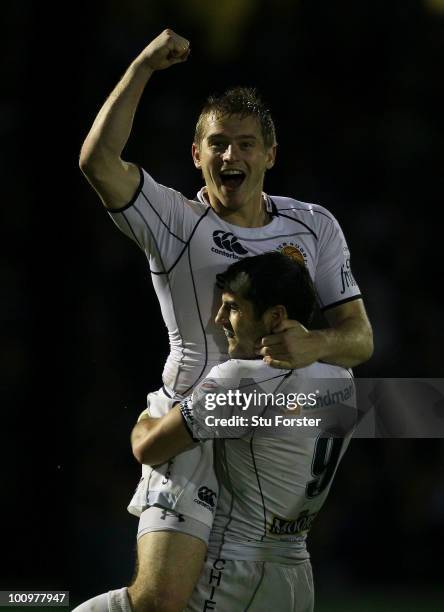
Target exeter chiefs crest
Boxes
[277,242,307,266]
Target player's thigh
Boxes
[186,558,314,612]
[186,558,265,611]
[129,530,207,612]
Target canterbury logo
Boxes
[197,486,216,508]
[212,231,248,255]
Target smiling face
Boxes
[215,289,266,359]
[192,114,276,223]
[215,281,285,359]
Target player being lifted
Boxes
[76,29,372,612]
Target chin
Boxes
[219,189,245,205]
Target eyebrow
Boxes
[222,295,240,308]
[207,134,258,142]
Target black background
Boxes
[2,1,444,609]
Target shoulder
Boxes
[268,195,341,240]
[137,167,209,216]
[207,359,289,386]
[204,360,244,384]
[294,362,353,379]
[270,195,336,223]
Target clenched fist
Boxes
[140,29,190,71]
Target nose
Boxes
[222,144,239,162]
[215,304,228,326]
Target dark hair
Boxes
[218,252,316,327]
[194,86,276,148]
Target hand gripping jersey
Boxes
[180,359,356,564]
[109,168,361,398]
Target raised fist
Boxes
[141,29,190,71]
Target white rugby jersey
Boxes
[109,167,361,397]
[180,359,355,563]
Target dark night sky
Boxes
[2,1,444,608]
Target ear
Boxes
[263,304,287,332]
[265,144,277,170]
[192,143,201,169]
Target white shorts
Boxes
[186,557,314,612]
[137,505,211,545]
[127,388,219,532]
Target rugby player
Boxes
[76,28,372,612]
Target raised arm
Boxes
[79,29,190,210]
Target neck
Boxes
[205,191,271,228]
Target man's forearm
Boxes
[80,29,190,172]
[262,300,373,370]
[79,31,190,208]
[131,406,195,466]
[79,57,153,169]
[314,315,374,368]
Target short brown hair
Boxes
[218,252,316,327]
[194,87,276,148]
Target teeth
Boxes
[220,169,244,176]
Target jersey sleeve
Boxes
[314,211,362,310]
[107,167,206,273]
[179,363,254,440]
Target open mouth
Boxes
[220,169,245,191]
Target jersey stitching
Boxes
[166,269,184,392]
[179,405,195,440]
[249,436,268,542]
[272,371,294,395]
[277,207,334,221]
[215,439,236,561]
[147,206,212,276]
[234,231,314,244]
[321,294,362,312]
[120,211,144,251]
[107,165,144,213]
[244,563,266,611]
[275,212,318,240]
[145,466,155,505]
[237,372,291,390]
[179,246,209,396]
[132,204,168,273]
[267,195,279,217]
[140,190,187,244]
[249,373,292,544]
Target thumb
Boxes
[263,356,292,370]
[169,46,190,63]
